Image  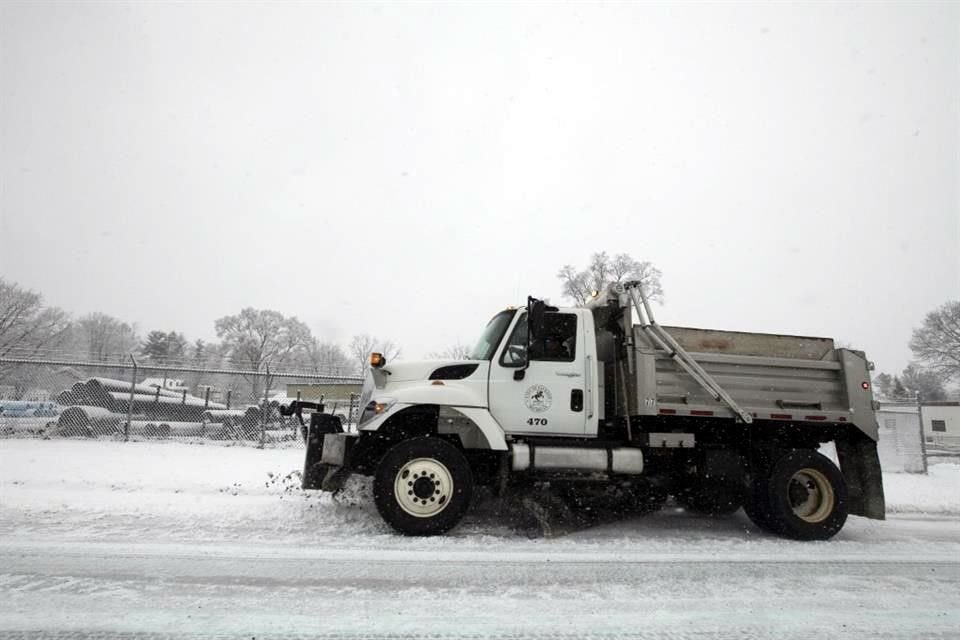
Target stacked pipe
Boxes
[56,377,229,436]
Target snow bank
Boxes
[883,463,960,515]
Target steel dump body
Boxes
[631,325,877,440]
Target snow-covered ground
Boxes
[1,440,959,639]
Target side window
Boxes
[498,312,578,366]
[499,315,528,367]
[531,313,577,362]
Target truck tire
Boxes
[749,450,848,541]
[743,479,778,533]
[373,437,474,536]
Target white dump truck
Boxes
[288,282,884,540]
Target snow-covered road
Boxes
[2,440,959,639]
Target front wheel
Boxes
[373,437,474,536]
[748,450,848,541]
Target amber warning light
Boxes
[370,352,386,368]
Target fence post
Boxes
[226,389,232,410]
[296,390,302,438]
[350,392,358,433]
[126,356,137,442]
[259,366,269,449]
[917,392,929,474]
[204,387,210,409]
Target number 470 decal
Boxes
[526,417,549,426]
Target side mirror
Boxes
[527,296,547,342]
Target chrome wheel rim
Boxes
[788,468,835,523]
[394,457,454,518]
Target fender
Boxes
[361,401,508,451]
[443,406,508,451]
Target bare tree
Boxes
[0,279,72,395]
[910,301,960,381]
[0,278,71,359]
[301,338,353,376]
[75,312,139,363]
[557,252,663,306]
[350,334,401,374]
[215,308,313,399]
[429,341,471,360]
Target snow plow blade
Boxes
[300,413,345,490]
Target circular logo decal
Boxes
[524,385,552,413]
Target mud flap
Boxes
[836,434,886,520]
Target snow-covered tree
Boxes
[900,364,947,401]
[872,372,894,400]
[140,330,188,365]
[215,308,312,399]
[874,366,947,402]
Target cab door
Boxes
[488,310,587,436]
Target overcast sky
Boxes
[1,1,958,374]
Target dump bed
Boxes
[631,324,878,440]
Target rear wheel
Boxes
[374,437,474,536]
[747,450,848,540]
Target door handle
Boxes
[585,355,593,418]
[570,389,584,412]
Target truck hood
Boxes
[379,360,484,383]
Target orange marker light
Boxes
[370,352,385,368]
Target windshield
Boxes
[467,309,515,360]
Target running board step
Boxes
[511,443,644,475]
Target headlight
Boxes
[359,397,397,425]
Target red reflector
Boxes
[770,413,792,420]
[861,382,870,390]
[659,408,677,415]
[838,417,847,422]
[805,415,828,421]
[691,410,714,416]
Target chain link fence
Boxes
[0,356,362,448]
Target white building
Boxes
[875,403,925,473]
[921,401,960,448]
